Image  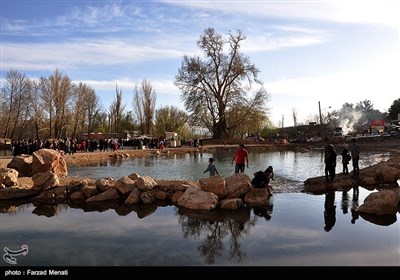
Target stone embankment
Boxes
[0,148,272,215]
[1,146,400,217]
[303,154,400,215]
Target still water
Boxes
[1,149,399,266]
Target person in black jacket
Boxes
[251,166,274,195]
[324,144,337,183]
[340,143,351,175]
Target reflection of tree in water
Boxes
[177,207,256,264]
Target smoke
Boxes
[337,108,364,135]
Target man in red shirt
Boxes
[232,144,249,173]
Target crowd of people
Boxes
[10,137,124,157]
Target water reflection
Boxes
[351,187,360,224]
[253,200,274,221]
[341,191,350,215]
[109,158,123,167]
[177,206,255,264]
[359,213,397,226]
[324,191,336,232]
[32,204,59,217]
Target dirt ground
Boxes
[0,138,399,170]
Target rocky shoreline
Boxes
[1,140,399,218]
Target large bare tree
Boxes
[174,28,269,138]
[132,79,157,135]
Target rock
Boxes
[0,185,40,200]
[199,176,226,199]
[86,188,120,203]
[115,176,136,195]
[81,185,98,198]
[178,187,218,211]
[224,173,252,198]
[32,172,59,190]
[0,168,19,187]
[7,156,32,176]
[244,187,271,207]
[140,191,155,204]
[136,176,157,191]
[95,178,115,192]
[357,189,399,215]
[32,148,68,177]
[125,187,141,204]
[70,191,85,201]
[219,198,243,210]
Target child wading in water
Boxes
[204,158,219,176]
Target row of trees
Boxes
[1,28,275,141]
[0,69,194,141]
[5,27,395,141]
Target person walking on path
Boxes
[351,138,360,178]
[232,144,249,173]
[204,158,219,176]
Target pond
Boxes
[1,149,399,267]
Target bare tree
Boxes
[132,79,156,135]
[109,85,125,133]
[175,28,269,138]
[1,70,30,139]
[70,82,101,137]
[27,79,45,139]
[40,69,73,138]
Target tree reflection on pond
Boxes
[177,202,276,264]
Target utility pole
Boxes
[318,101,323,127]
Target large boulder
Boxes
[32,149,68,177]
[199,176,226,199]
[32,171,60,190]
[177,187,218,211]
[357,189,400,215]
[244,187,271,208]
[224,173,252,198]
[7,156,32,176]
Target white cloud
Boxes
[166,0,400,28]
[2,39,186,71]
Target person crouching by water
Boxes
[251,166,274,196]
[204,158,219,177]
[324,144,337,183]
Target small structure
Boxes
[165,132,181,147]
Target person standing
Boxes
[204,158,219,176]
[351,138,360,178]
[324,144,337,183]
[340,143,350,175]
[232,144,249,173]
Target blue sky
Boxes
[1,0,399,127]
